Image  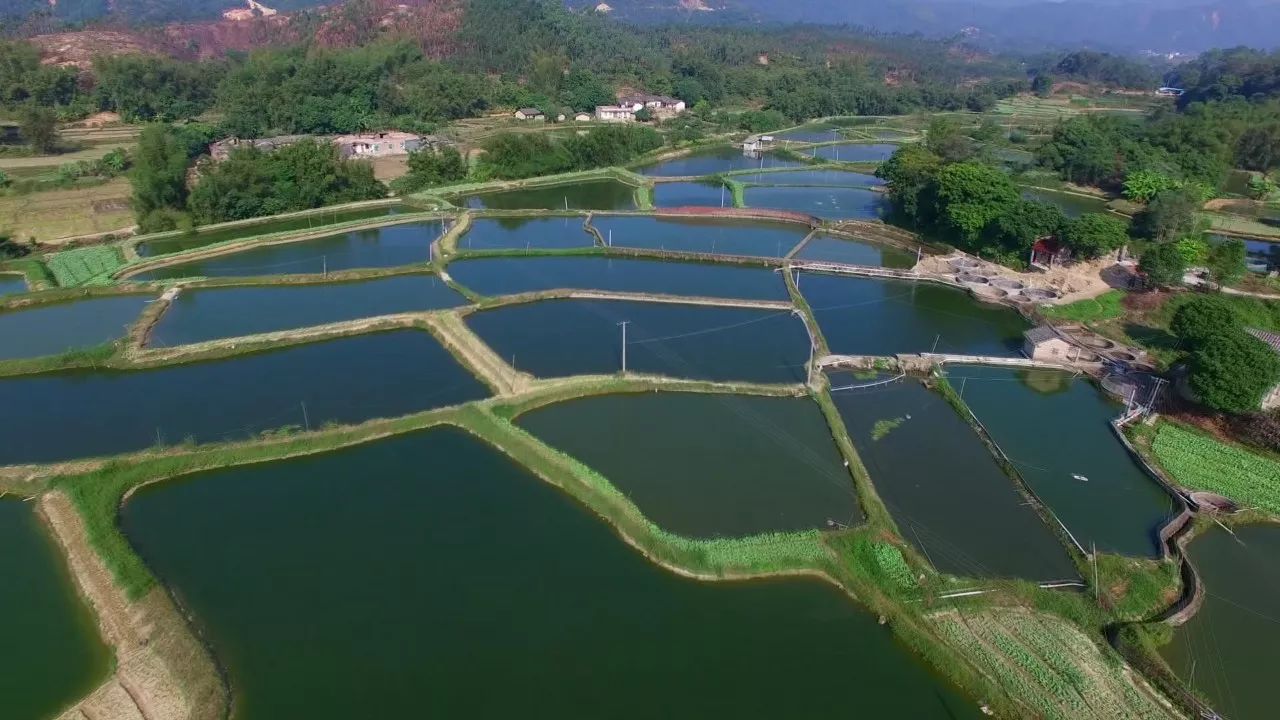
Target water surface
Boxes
[131,221,445,280]
[745,186,887,220]
[0,273,26,297]
[120,428,977,719]
[1020,188,1107,218]
[652,181,729,207]
[0,294,150,360]
[457,217,593,250]
[446,256,788,301]
[1,500,110,720]
[943,366,1175,557]
[462,180,638,211]
[827,374,1077,581]
[0,331,487,464]
[466,299,808,383]
[774,125,845,143]
[637,146,803,177]
[1161,525,1280,720]
[591,216,809,258]
[799,273,1026,357]
[736,169,884,187]
[795,235,916,268]
[136,206,403,257]
[149,274,464,346]
[810,143,898,163]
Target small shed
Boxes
[574,112,591,122]
[1023,325,1077,362]
[1029,237,1070,270]
[514,108,545,121]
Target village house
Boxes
[618,93,687,117]
[594,105,636,123]
[1023,325,1086,362]
[208,135,312,161]
[514,108,545,121]
[333,131,424,158]
[1029,236,1071,270]
[742,134,775,155]
[574,112,592,122]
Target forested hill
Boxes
[571,0,1280,54]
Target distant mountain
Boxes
[573,0,1280,54]
[1,0,333,29]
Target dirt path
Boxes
[41,492,227,720]
[424,311,531,395]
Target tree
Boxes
[1122,170,1178,203]
[876,144,942,223]
[560,69,613,112]
[924,116,972,163]
[929,162,1021,246]
[737,109,786,133]
[0,168,8,188]
[1188,328,1280,413]
[1138,242,1187,288]
[130,125,195,229]
[1060,212,1128,259]
[1031,74,1053,97]
[1134,187,1203,242]
[1205,237,1247,288]
[1171,295,1244,346]
[982,200,1065,255]
[1247,175,1278,200]
[19,106,58,153]
[394,146,468,193]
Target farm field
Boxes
[1151,422,1280,514]
[0,178,134,242]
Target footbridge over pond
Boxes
[818,353,1081,374]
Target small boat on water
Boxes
[1071,474,1089,482]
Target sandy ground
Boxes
[914,252,1116,306]
[41,492,228,720]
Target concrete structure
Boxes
[618,93,686,116]
[1023,325,1082,362]
[742,134,775,154]
[1156,87,1185,97]
[333,131,423,158]
[1029,236,1070,270]
[595,105,636,123]
[574,112,592,122]
[514,108,545,121]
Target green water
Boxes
[0,500,110,720]
[465,299,809,384]
[799,273,1027,357]
[0,294,151,361]
[794,234,916,268]
[0,273,26,297]
[943,366,1175,557]
[445,256,789,301]
[590,215,809,258]
[652,181,729,207]
[637,146,804,177]
[774,124,845,143]
[0,330,487,465]
[130,221,446,280]
[827,374,1077,581]
[462,180,638,210]
[148,274,464,346]
[744,186,888,220]
[135,206,403,257]
[1162,525,1280,720]
[1020,187,1107,218]
[118,428,980,719]
[457,217,595,250]
[519,392,861,536]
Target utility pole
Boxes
[1092,542,1099,604]
[301,401,310,431]
[618,321,630,373]
[322,255,327,278]
[721,184,726,207]
[931,334,941,353]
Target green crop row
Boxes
[46,245,124,287]
[1152,422,1280,515]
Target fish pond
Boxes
[460,180,638,211]
[1019,187,1108,218]
[118,428,980,719]
[1161,524,1280,720]
[465,299,809,384]
[793,234,916,268]
[636,146,804,177]
[0,330,487,465]
[809,143,898,163]
[0,294,151,361]
[135,205,404,257]
[774,124,846,143]
[942,366,1174,557]
[826,374,1076,581]
[130,221,446,280]
[1,500,111,720]
[799,273,1027,357]
[0,273,26,297]
[590,215,809,258]
[520,392,860,536]
[651,181,730,207]
[457,217,594,250]
[445,256,789,301]
[734,168,884,187]
[148,274,464,346]
[744,186,887,220]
